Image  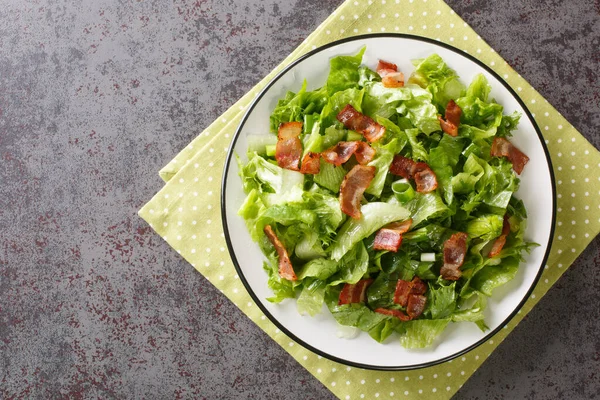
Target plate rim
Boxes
[220,33,557,371]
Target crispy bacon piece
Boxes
[407,294,427,319]
[354,142,376,165]
[390,156,438,193]
[374,307,411,321]
[445,100,462,126]
[393,279,412,306]
[382,276,428,321]
[390,155,416,179]
[438,100,462,137]
[376,60,398,75]
[275,138,302,170]
[278,121,303,139]
[322,141,360,166]
[488,236,506,258]
[385,219,413,234]
[373,219,413,252]
[491,137,530,174]
[276,122,303,170]
[338,279,374,305]
[339,165,376,219]
[337,104,386,142]
[488,215,511,258]
[413,162,438,193]
[300,152,321,174]
[263,225,297,281]
[373,230,403,252]
[382,72,405,88]
[321,141,376,166]
[438,116,458,137]
[440,232,468,281]
[393,276,426,307]
[409,276,427,295]
[376,60,404,87]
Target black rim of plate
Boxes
[221,33,556,371]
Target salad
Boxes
[237,48,536,349]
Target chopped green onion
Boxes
[420,253,436,262]
[346,131,364,142]
[392,179,415,203]
[266,144,276,157]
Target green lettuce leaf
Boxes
[297,258,339,280]
[239,152,304,195]
[358,65,381,87]
[465,214,504,240]
[320,88,365,131]
[451,153,485,194]
[314,160,346,193]
[366,272,399,309]
[397,318,451,349]
[326,47,366,95]
[330,202,411,261]
[452,293,487,328]
[297,279,327,316]
[410,192,450,227]
[328,241,369,285]
[470,256,521,297]
[428,282,457,319]
[404,128,429,161]
[428,134,465,204]
[366,117,407,196]
[263,261,296,303]
[409,53,465,112]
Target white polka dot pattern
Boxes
[139,0,600,399]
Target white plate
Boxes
[221,34,555,370]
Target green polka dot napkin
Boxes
[139,1,600,398]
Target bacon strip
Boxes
[373,219,413,252]
[278,121,303,139]
[393,276,426,307]
[409,276,427,296]
[300,152,321,174]
[488,215,511,258]
[382,72,405,88]
[438,100,462,137]
[338,279,374,305]
[393,279,412,307]
[373,230,403,252]
[339,165,376,219]
[321,141,376,166]
[374,307,411,322]
[276,122,303,170]
[376,60,404,87]
[413,162,438,193]
[390,155,417,179]
[390,156,438,193]
[491,137,530,174]
[376,60,398,75]
[407,294,427,319]
[321,141,360,166]
[354,142,376,165]
[440,232,468,281]
[445,100,462,126]
[263,225,297,281]
[337,104,386,143]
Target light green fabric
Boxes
[139,1,600,398]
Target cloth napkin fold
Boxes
[139,1,600,398]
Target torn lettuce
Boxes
[237,49,535,350]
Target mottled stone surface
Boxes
[0,0,597,399]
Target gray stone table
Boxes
[0,0,598,398]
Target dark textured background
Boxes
[0,0,598,398]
